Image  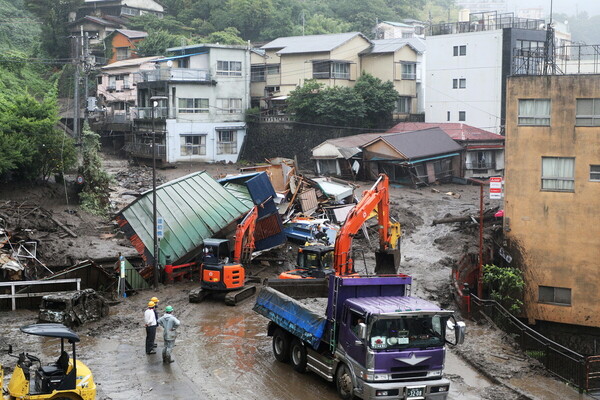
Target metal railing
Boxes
[0,279,81,310]
[469,294,596,391]
[133,106,169,119]
[140,68,211,82]
[429,12,544,36]
[513,44,600,76]
[465,162,496,170]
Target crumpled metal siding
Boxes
[118,171,252,266]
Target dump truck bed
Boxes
[253,286,328,349]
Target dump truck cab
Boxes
[1,323,96,400]
[201,238,245,291]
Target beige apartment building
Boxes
[251,32,421,116]
[504,74,600,328]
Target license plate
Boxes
[406,386,425,398]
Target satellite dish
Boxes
[564,20,568,25]
[167,60,173,68]
[539,23,546,29]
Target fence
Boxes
[468,294,600,391]
[513,44,600,76]
[0,279,81,310]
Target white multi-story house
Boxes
[425,12,546,134]
[131,43,250,164]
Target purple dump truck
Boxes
[254,275,466,400]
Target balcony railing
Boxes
[133,106,169,119]
[429,12,544,36]
[140,68,211,83]
[466,162,496,170]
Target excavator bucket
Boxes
[375,230,401,275]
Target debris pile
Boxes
[112,165,165,192]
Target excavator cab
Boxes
[279,245,336,279]
[201,238,245,291]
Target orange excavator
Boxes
[279,174,401,279]
[189,205,260,305]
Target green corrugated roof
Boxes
[119,171,252,265]
[222,182,254,208]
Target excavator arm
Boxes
[233,205,259,264]
[334,174,401,275]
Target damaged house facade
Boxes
[130,43,251,164]
[386,122,505,178]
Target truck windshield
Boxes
[369,315,445,350]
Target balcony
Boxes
[466,162,496,170]
[140,68,211,83]
[133,106,169,120]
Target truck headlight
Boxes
[430,385,450,393]
[361,372,390,381]
[426,370,442,377]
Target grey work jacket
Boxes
[157,313,181,340]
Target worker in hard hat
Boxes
[157,305,180,363]
[150,297,160,349]
[144,301,157,355]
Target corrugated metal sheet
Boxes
[117,171,252,266]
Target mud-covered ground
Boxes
[0,154,590,399]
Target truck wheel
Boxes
[290,338,307,373]
[50,393,83,400]
[335,363,354,400]
[272,328,291,363]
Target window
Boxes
[539,286,571,306]
[217,130,237,154]
[541,157,574,191]
[447,111,450,121]
[402,32,413,39]
[453,45,466,56]
[313,61,350,79]
[266,64,280,75]
[180,135,206,156]
[178,98,209,113]
[121,7,140,16]
[576,99,600,126]
[178,57,190,69]
[590,165,600,181]
[97,76,103,85]
[396,97,411,113]
[217,98,242,114]
[217,60,242,76]
[453,78,466,89]
[459,111,466,121]
[251,65,265,82]
[116,47,130,61]
[516,40,545,56]
[518,99,550,125]
[401,63,416,80]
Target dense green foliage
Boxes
[132,0,458,43]
[286,74,398,128]
[79,123,111,215]
[0,90,76,181]
[0,0,41,52]
[483,264,525,314]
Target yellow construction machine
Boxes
[0,323,96,400]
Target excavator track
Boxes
[224,284,258,306]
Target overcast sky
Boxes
[505,0,600,17]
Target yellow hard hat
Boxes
[148,301,155,307]
[150,297,159,303]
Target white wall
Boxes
[425,30,503,133]
[165,120,246,164]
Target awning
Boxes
[271,95,289,101]
[215,125,246,130]
[406,153,460,165]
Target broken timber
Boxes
[47,214,78,238]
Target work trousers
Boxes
[146,325,157,354]
[163,339,175,362]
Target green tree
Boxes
[483,264,525,314]
[304,14,352,35]
[127,14,191,35]
[79,123,111,215]
[202,27,246,45]
[135,30,187,57]
[25,0,83,59]
[354,73,398,128]
[212,0,275,40]
[287,80,366,127]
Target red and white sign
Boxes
[489,177,503,199]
